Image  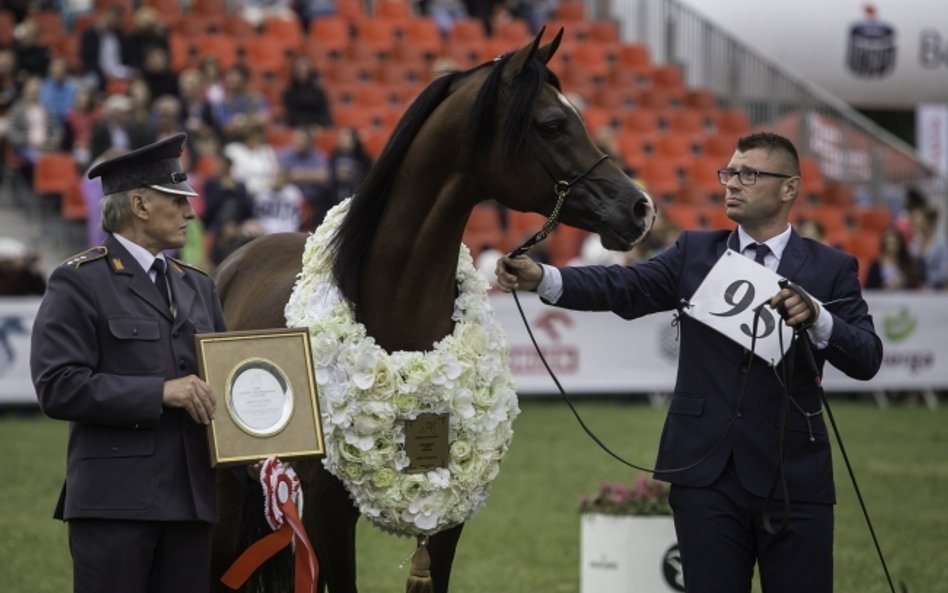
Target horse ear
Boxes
[505,27,564,82]
[534,28,563,66]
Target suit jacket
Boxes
[556,229,883,504]
[31,235,227,522]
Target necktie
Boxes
[748,243,770,266]
[151,259,173,313]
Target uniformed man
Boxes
[31,132,227,593]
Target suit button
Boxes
[179,359,187,370]
[172,330,179,338]
[111,446,119,452]
[736,410,743,418]
[132,327,138,335]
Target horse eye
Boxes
[537,119,565,136]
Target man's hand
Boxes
[495,254,544,292]
[163,375,216,425]
[770,286,820,328]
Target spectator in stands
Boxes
[0,49,20,124]
[252,168,305,235]
[198,56,226,107]
[507,0,556,34]
[123,6,170,74]
[278,126,331,230]
[0,237,46,296]
[151,95,184,141]
[79,4,134,91]
[177,68,213,138]
[496,132,882,593]
[865,226,924,290]
[427,0,469,37]
[89,93,156,163]
[140,47,179,102]
[63,84,100,168]
[6,75,64,182]
[282,55,332,128]
[240,0,295,27]
[40,57,79,122]
[294,0,336,28]
[208,64,269,141]
[11,16,50,79]
[895,186,929,245]
[200,152,256,264]
[327,127,372,204]
[223,117,279,198]
[909,204,948,289]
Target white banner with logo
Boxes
[2,292,946,404]
[494,291,948,394]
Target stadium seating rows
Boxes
[2,0,888,274]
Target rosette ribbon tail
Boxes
[405,536,434,593]
[220,458,319,593]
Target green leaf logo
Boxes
[883,306,916,343]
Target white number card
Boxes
[684,250,816,365]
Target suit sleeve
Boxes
[30,265,165,428]
[555,235,685,319]
[818,255,883,380]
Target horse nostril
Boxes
[633,196,652,220]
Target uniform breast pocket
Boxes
[74,427,156,511]
[105,317,165,374]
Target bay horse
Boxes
[211,29,656,593]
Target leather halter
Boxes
[509,150,610,257]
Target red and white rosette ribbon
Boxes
[221,457,318,593]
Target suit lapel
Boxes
[106,236,175,321]
[776,229,809,281]
[167,259,195,329]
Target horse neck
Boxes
[358,166,476,353]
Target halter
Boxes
[509,150,610,258]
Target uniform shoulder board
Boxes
[62,246,108,268]
[168,256,210,277]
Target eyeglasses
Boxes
[717,168,794,186]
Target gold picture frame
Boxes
[195,328,325,467]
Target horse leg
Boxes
[428,523,465,593]
[297,457,361,593]
[210,468,248,593]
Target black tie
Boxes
[151,259,173,313]
[748,243,770,266]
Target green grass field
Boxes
[1,399,945,593]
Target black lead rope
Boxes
[508,276,899,593]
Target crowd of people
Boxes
[1,0,946,293]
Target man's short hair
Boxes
[736,132,801,175]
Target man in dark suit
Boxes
[497,132,883,593]
[31,133,226,593]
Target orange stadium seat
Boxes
[0,10,15,47]
[822,181,856,207]
[494,19,531,45]
[661,204,705,230]
[685,160,725,204]
[638,159,682,203]
[397,18,442,63]
[222,14,256,37]
[352,19,398,59]
[798,156,825,201]
[857,207,892,233]
[464,204,507,258]
[192,0,226,17]
[716,109,752,135]
[335,0,367,22]
[553,0,586,21]
[306,17,351,60]
[376,0,413,19]
[263,15,304,51]
[450,18,487,45]
[244,37,293,75]
[34,151,80,199]
[197,34,239,69]
[615,130,649,175]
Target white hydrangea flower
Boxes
[283,198,520,536]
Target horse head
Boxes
[458,28,656,251]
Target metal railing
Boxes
[597,0,940,206]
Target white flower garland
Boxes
[284,199,520,536]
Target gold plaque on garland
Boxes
[195,328,325,467]
[404,413,450,473]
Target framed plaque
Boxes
[195,328,325,467]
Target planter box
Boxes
[579,513,684,593]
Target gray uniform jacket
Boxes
[31,234,227,522]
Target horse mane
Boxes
[330,52,561,310]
